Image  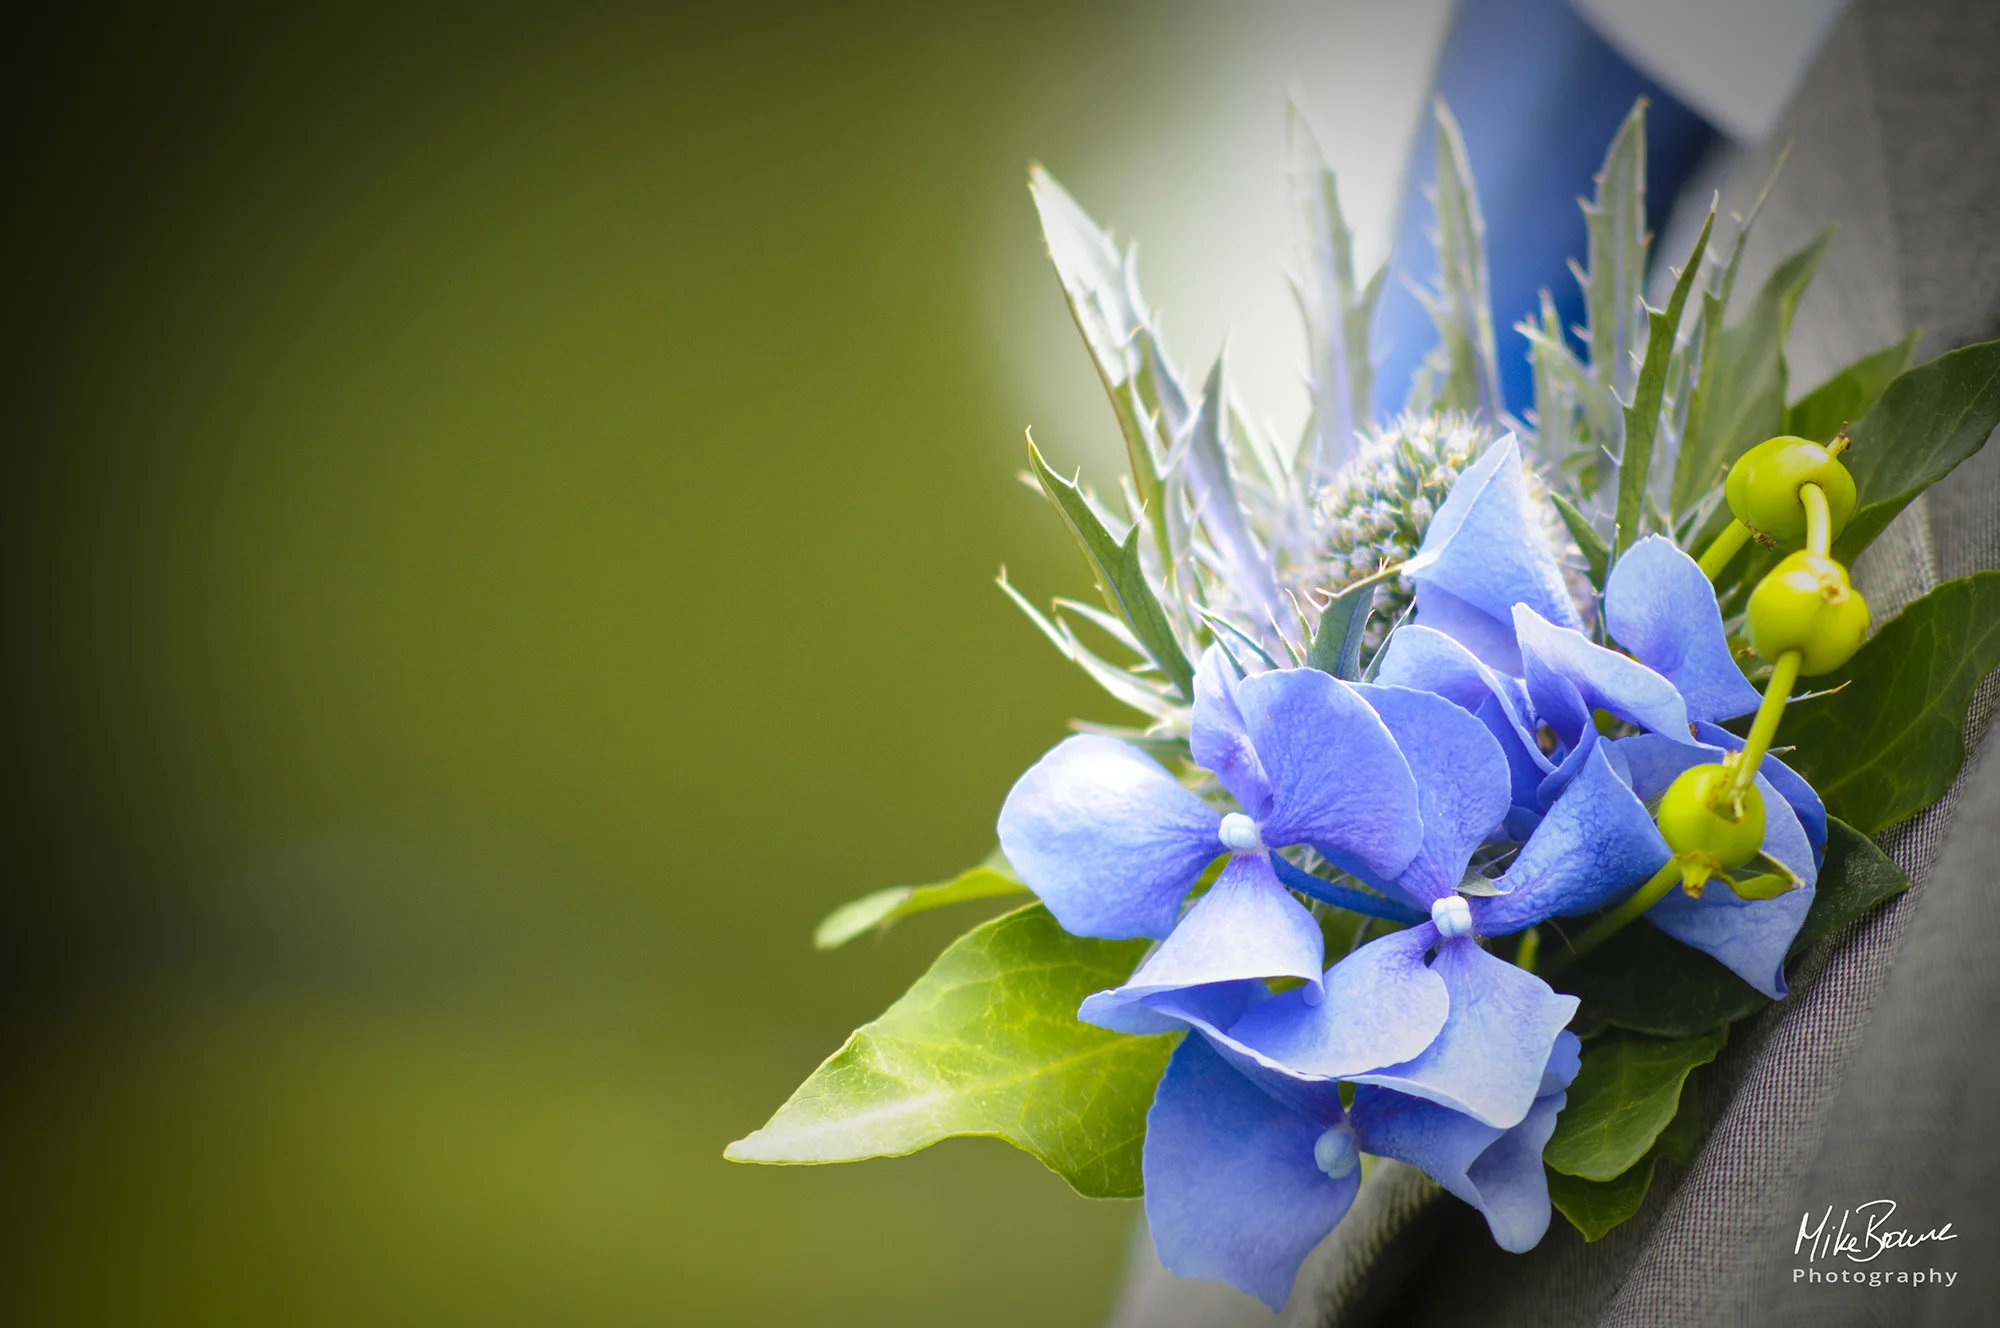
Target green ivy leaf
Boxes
[726,904,1171,1198]
[1832,340,2000,562]
[1026,435,1195,700]
[1614,209,1713,560]
[813,852,1029,950]
[1554,921,1767,1040]
[1788,818,1912,956]
[1547,1156,1651,1242]
[1544,1028,1725,1182]
[1782,571,2000,834]
[1785,331,1919,444]
[1547,1067,1704,1241]
[1670,232,1829,515]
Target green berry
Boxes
[1747,550,1870,675]
[1657,763,1765,872]
[1724,435,1857,543]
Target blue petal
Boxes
[1540,1029,1583,1095]
[1480,694,1555,818]
[1142,987,1352,1125]
[1084,978,1271,1039]
[1349,1079,1568,1253]
[1647,879,1814,1000]
[1533,714,1598,808]
[1692,721,1827,863]
[1373,624,1540,740]
[1235,668,1424,879]
[1191,645,1273,819]
[1412,582,1532,674]
[1403,435,1583,672]
[1515,605,1691,743]
[1077,854,1323,1032]
[1348,1088,1500,1223]
[1614,732,1702,801]
[1143,1036,1360,1310]
[997,734,1222,939]
[1352,684,1511,904]
[1348,936,1578,1128]
[1606,535,1763,723]
[1460,1086,1568,1251]
[1366,623,1551,815]
[1474,741,1673,934]
[1228,925,1451,1078]
[1520,641,1593,749]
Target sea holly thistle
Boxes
[729,90,2000,1301]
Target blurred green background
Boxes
[0,3,1431,1322]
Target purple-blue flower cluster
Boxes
[996,436,1826,1307]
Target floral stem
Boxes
[1557,857,1687,966]
[1801,482,1831,556]
[1732,650,1803,796]
[1514,925,1540,974]
[1698,520,1752,579]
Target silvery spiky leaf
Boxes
[1288,103,1387,484]
[1417,101,1504,422]
[1576,100,1649,407]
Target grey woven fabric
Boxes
[1106,0,2000,1321]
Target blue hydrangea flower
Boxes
[1382,440,1761,827]
[996,650,1425,1006]
[1366,622,1549,836]
[1400,434,1755,722]
[1135,978,1581,1308]
[1223,726,1662,1132]
[1505,533,1766,805]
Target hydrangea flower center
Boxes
[1218,813,1265,852]
[1431,895,1474,938]
[1312,1126,1359,1180]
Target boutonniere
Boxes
[727,97,2000,1308]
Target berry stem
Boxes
[1698,519,1752,580]
[1801,482,1831,557]
[1559,856,1687,965]
[1732,649,1803,796]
